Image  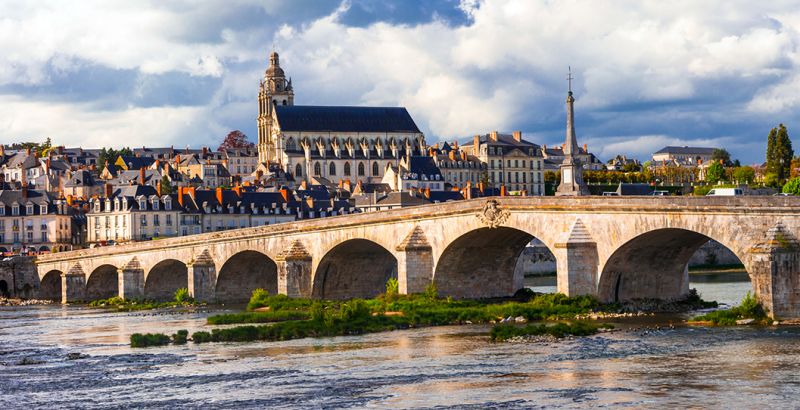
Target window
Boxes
[12,205,18,216]
[358,162,365,176]
[515,160,519,168]
[40,219,47,230]
[329,162,336,176]
[507,160,511,167]
[295,163,302,177]
[153,215,160,226]
[140,215,147,226]
[314,162,321,176]
[40,204,47,214]
[372,161,379,176]
[152,199,159,211]
[27,231,33,242]
[139,200,146,209]
[165,199,171,211]
[166,215,172,226]
[344,162,351,176]
[26,205,33,215]
[41,232,47,242]
[490,160,494,168]
[0,207,4,216]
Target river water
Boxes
[3,272,800,408]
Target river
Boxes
[3,272,800,408]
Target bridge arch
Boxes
[434,226,545,298]
[40,270,62,301]
[86,264,119,300]
[312,238,397,299]
[144,259,188,301]
[215,250,278,302]
[597,228,748,303]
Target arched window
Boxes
[344,162,351,176]
[282,100,287,105]
[314,162,321,176]
[286,138,296,151]
[372,161,379,176]
[295,163,302,177]
[329,162,336,176]
[358,162,365,176]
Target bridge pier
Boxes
[555,220,599,297]
[118,257,144,300]
[277,241,312,298]
[187,251,216,302]
[396,227,433,294]
[61,264,86,304]
[750,224,800,319]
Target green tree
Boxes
[782,177,800,195]
[766,124,794,181]
[732,166,756,184]
[705,162,725,184]
[711,148,732,167]
[766,126,777,175]
[764,172,781,188]
[160,176,173,195]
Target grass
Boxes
[207,310,310,325]
[690,292,769,325]
[90,288,200,312]
[489,322,613,342]
[130,332,171,347]
[246,289,314,311]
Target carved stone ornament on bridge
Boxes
[477,199,510,229]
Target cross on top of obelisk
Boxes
[567,66,574,93]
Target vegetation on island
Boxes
[90,288,199,312]
[490,321,614,342]
[689,292,769,326]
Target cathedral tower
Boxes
[556,67,590,196]
[257,51,294,163]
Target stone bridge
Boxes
[35,196,800,318]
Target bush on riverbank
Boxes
[89,296,199,312]
[130,332,171,347]
[690,292,768,325]
[489,322,613,342]
[246,289,313,312]
[207,310,310,325]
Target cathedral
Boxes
[257,52,427,184]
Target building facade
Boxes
[461,131,545,195]
[0,190,73,253]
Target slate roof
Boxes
[653,146,716,155]
[118,155,156,170]
[0,190,64,215]
[275,106,422,133]
[64,170,97,187]
[616,183,654,196]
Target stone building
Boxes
[431,142,485,190]
[87,185,180,244]
[461,131,545,195]
[0,189,73,253]
[652,146,716,166]
[256,52,426,184]
[382,156,446,192]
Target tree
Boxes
[160,176,173,195]
[218,130,255,151]
[782,177,800,195]
[97,147,133,171]
[764,172,781,188]
[705,161,725,184]
[711,148,732,167]
[776,124,794,181]
[732,166,756,184]
[766,124,794,181]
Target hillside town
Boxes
[0,52,788,255]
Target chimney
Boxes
[233,185,242,197]
[215,187,223,205]
[202,147,208,156]
[453,141,458,149]
[66,194,74,206]
[104,183,113,198]
[460,151,467,161]
[256,169,263,180]
[512,131,522,142]
[583,143,587,153]
[422,187,430,199]
[0,145,4,156]
[186,186,196,200]
[177,186,184,207]
[21,183,28,200]
[478,181,485,194]
[428,147,435,157]
[490,131,498,142]
[344,179,352,192]
[448,151,456,161]
[139,168,146,186]
[156,180,162,196]
[473,135,480,155]
[26,148,31,155]
[279,188,290,202]
[300,180,307,190]
[464,181,472,199]
[500,185,507,196]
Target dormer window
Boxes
[139,199,146,210]
[40,204,47,215]
[114,200,120,211]
[0,205,5,216]
[152,199,159,211]
[164,198,171,211]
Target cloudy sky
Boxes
[1,0,799,164]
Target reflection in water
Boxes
[2,276,796,408]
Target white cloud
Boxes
[1,0,799,164]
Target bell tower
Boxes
[257,51,294,164]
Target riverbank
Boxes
[0,297,54,306]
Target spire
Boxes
[564,66,578,157]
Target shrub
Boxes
[489,321,609,342]
[207,311,310,325]
[174,288,192,304]
[247,288,271,311]
[691,291,767,325]
[191,331,213,343]
[130,332,171,348]
[423,282,438,301]
[783,177,800,195]
[385,278,399,302]
[172,329,189,345]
